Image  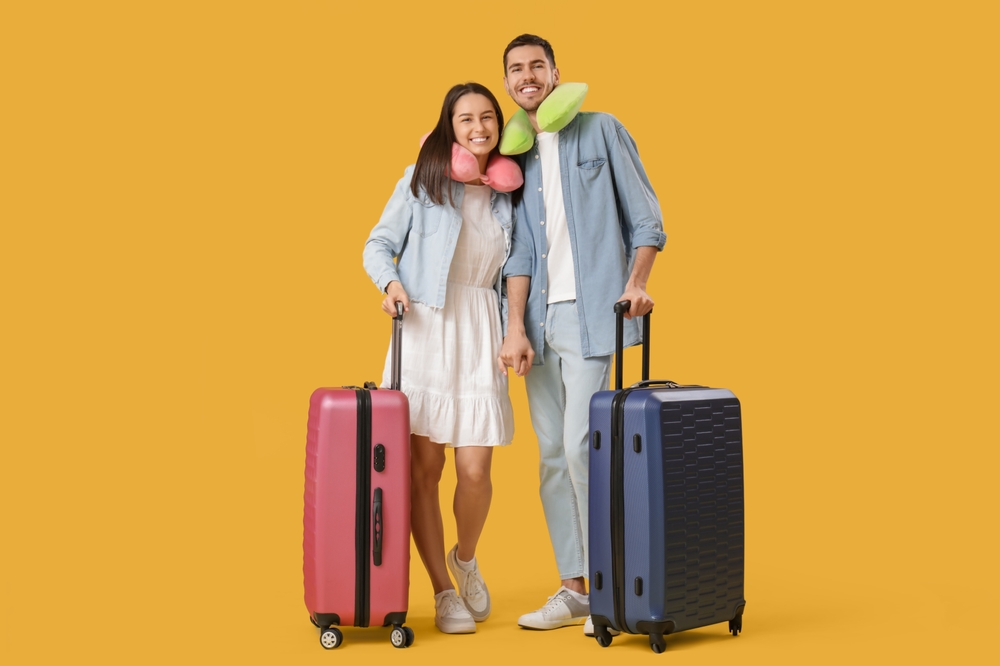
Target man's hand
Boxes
[381,281,410,316]
[617,285,654,320]
[497,330,535,377]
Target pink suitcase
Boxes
[304,305,413,649]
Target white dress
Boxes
[381,184,514,447]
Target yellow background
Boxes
[2,1,997,663]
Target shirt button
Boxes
[541,289,546,294]
[534,154,539,159]
[494,209,498,213]
[540,322,545,327]
[540,221,545,226]
[542,253,547,258]
[537,187,542,191]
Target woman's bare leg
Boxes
[453,446,493,561]
[410,434,451,594]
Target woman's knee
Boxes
[455,451,492,487]
[411,440,445,488]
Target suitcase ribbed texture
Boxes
[661,398,744,630]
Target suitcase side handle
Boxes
[390,302,404,391]
[372,487,383,566]
[614,300,651,391]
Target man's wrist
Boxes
[625,280,647,292]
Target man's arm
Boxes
[498,276,534,376]
[604,119,665,319]
[618,246,657,319]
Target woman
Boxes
[363,83,524,634]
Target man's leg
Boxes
[518,301,611,630]
[554,302,612,581]
[523,326,579,580]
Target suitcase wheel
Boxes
[649,633,666,654]
[319,627,343,650]
[390,625,413,649]
[729,616,742,636]
[594,625,613,648]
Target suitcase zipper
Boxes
[354,388,372,628]
[609,387,634,633]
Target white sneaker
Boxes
[434,590,476,634]
[583,615,621,637]
[446,545,491,622]
[517,587,589,630]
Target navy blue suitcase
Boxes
[588,301,746,653]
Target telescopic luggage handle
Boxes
[614,300,651,391]
[390,301,404,391]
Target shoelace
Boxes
[457,565,485,599]
[439,593,467,617]
[540,591,572,618]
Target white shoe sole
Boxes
[435,618,476,634]
[584,626,621,637]
[518,616,588,630]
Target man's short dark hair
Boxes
[503,34,556,73]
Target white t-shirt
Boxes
[536,131,576,304]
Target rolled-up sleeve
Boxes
[503,198,534,277]
[608,122,667,251]
[363,171,415,293]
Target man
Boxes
[498,34,666,636]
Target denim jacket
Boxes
[502,112,667,360]
[363,165,516,325]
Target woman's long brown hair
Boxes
[411,82,507,207]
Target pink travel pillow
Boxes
[419,133,523,193]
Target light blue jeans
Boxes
[524,301,612,580]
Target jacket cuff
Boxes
[632,228,667,251]
[376,270,400,293]
[502,256,532,278]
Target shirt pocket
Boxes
[577,157,607,170]
[577,157,607,181]
[413,198,442,237]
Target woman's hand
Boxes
[497,330,535,377]
[382,281,410,316]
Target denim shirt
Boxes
[363,165,515,325]
[502,112,667,361]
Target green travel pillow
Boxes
[499,108,535,156]
[537,82,589,133]
[500,82,589,155]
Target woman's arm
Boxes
[363,170,418,316]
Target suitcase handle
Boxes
[630,379,678,389]
[614,300,651,391]
[372,487,383,566]
[390,302,404,391]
